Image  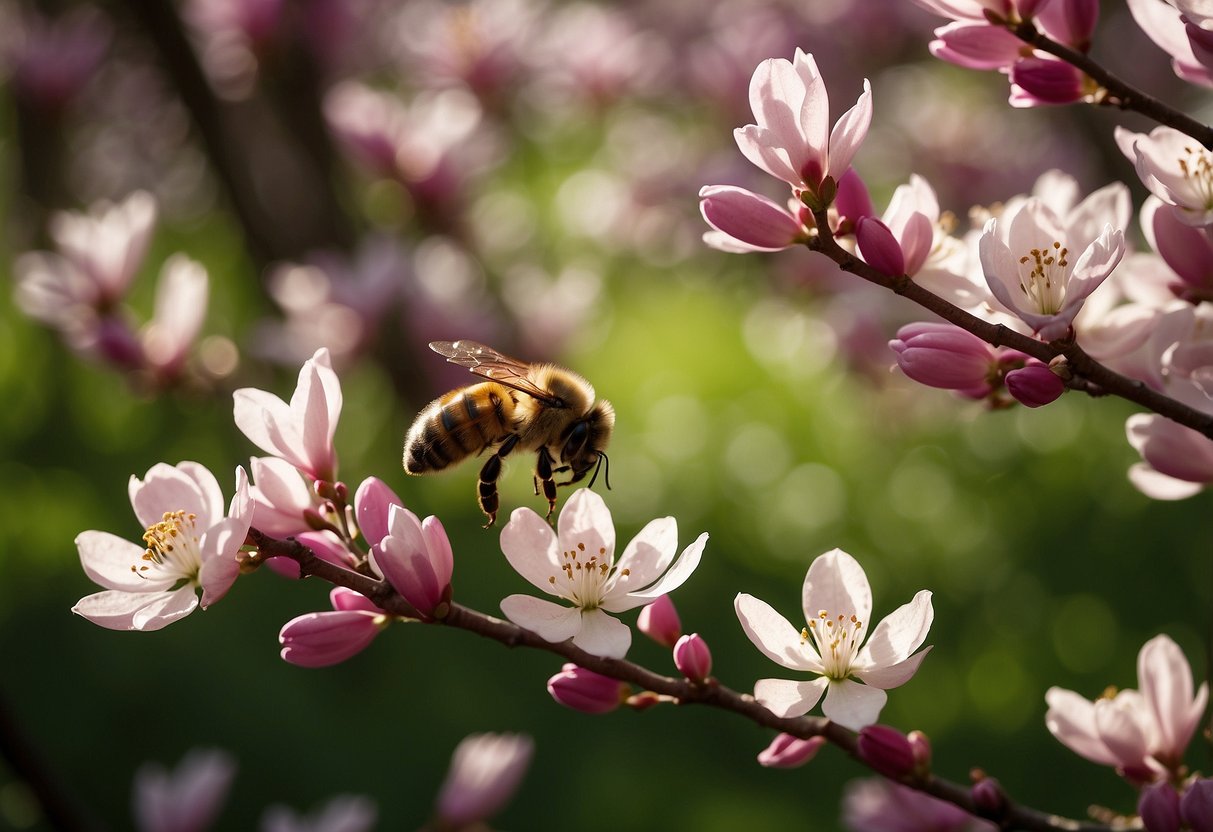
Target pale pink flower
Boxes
[1128,0,1213,87]
[979,198,1125,340]
[233,348,342,482]
[374,504,454,619]
[260,795,376,832]
[248,456,320,538]
[1045,634,1208,781]
[1126,412,1213,499]
[73,463,252,631]
[133,748,235,832]
[757,733,826,769]
[733,48,872,199]
[50,191,158,307]
[699,185,808,253]
[499,488,707,659]
[1142,195,1213,300]
[279,588,390,668]
[141,254,209,381]
[735,548,933,731]
[434,733,534,828]
[1117,125,1213,227]
[843,778,989,832]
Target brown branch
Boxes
[1006,20,1213,149]
[811,210,1213,441]
[250,528,1126,832]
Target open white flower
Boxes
[499,488,707,659]
[735,548,933,731]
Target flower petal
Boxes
[735,593,821,672]
[857,590,934,667]
[572,608,632,659]
[854,646,932,690]
[129,462,223,529]
[754,677,827,718]
[802,548,872,631]
[73,586,198,631]
[500,594,582,644]
[612,516,677,590]
[606,532,707,612]
[1044,686,1120,767]
[821,679,887,730]
[1139,634,1205,761]
[500,507,560,594]
[557,488,615,562]
[76,530,172,591]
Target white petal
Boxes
[572,608,632,659]
[854,646,931,690]
[754,677,827,718]
[612,516,677,590]
[76,530,172,591]
[1044,686,1119,766]
[1127,462,1205,500]
[499,507,561,594]
[232,388,295,461]
[857,590,933,667]
[735,593,821,672]
[821,679,887,730]
[129,462,221,529]
[826,79,873,181]
[802,548,871,629]
[557,488,615,563]
[73,586,198,632]
[499,594,582,644]
[605,532,707,613]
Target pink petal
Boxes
[499,594,582,644]
[422,515,454,587]
[249,456,314,538]
[1138,635,1203,761]
[279,610,382,667]
[499,507,560,594]
[130,462,224,530]
[929,21,1025,69]
[572,608,632,659]
[734,124,799,186]
[233,388,298,464]
[435,733,534,826]
[754,677,827,718]
[802,548,872,632]
[699,185,802,251]
[1044,686,1120,766]
[197,517,245,607]
[792,49,827,168]
[557,488,615,563]
[296,348,340,481]
[826,79,873,181]
[354,476,404,547]
[734,593,821,672]
[821,679,888,730]
[331,587,382,613]
[76,530,171,591]
[900,212,935,276]
[1128,463,1206,500]
[134,748,235,832]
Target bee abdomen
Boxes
[403,386,512,474]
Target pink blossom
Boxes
[979,198,1125,340]
[141,254,209,382]
[434,733,534,827]
[374,505,454,620]
[73,463,252,631]
[248,456,319,538]
[353,476,404,554]
[50,191,158,307]
[673,633,713,682]
[260,795,377,832]
[756,734,826,769]
[547,663,627,713]
[1117,125,1213,226]
[133,748,235,832]
[1009,57,1087,105]
[842,778,987,832]
[637,595,682,647]
[233,348,342,482]
[735,548,933,730]
[279,588,390,668]
[1126,413,1213,499]
[1128,0,1213,87]
[1045,634,1208,781]
[699,185,807,253]
[1182,779,1213,832]
[889,323,1001,398]
[499,488,707,659]
[1142,196,1213,300]
[733,48,872,200]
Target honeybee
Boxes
[403,340,615,527]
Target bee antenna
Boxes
[589,451,611,490]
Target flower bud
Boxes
[1182,779,1213,832]
[1005,362,1064,407]
[376,505,454,620]
[1037,0,1099,48]
[354,476,404,549]
[970,774,1006,817]
[1140,782,1182,832]
[889,322,998,397]
[856,217,905,277]
[547,663,628,714]
[857,725,915,779]
[1010,57,1085,105]
[637,595,682,647]
[279,610,386,668]
[673,633,713,683]
[699,185,804,252]
[757,734,826,769]
[834,168,874,230]
[907,730,932,774]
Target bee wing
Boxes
[429,340,566,407]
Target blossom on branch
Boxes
[133,748,235,832]
[1116,125,1213,227]
[279,588,392,668]
[699,185,809,253]
[374,504,454,620]
[233,347,342,483]
[73,462,252,631]
[1127,0,1213,88]
[735,548,933,731]
[434,733,534,828]
[499,488,707,659]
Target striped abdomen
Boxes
[403,383,516,474]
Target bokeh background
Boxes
[1,0,1210,829]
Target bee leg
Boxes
[478,434,519,528]
[535,447,558,522]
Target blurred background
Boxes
[1,0,1210,829]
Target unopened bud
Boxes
[1141,782,1182,832]
[673,633,713,683]
[1005,361,1064,407]
[970,773,1006,817]
[1182,779,1213,832]
[625,691,664,711]
[907,730,931,775]
[637,596,682,648]
[547,664,628,714]
[856,217,906,278]
[757,734,826,769]
[857,725,915,779]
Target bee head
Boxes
[560,400,615,488]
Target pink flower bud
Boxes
[637,596,682,647]
[1037,0,1099,48]
[971,776,1006,816]
[1149,200,1213,300]
[1141,782,1182,832]
[889,323,998,397]
[94,316,144,369]
[835,168,875,229]
[1010,57,1085,105]
[547,663,627,714]
[856,217,905,277]
[279,609,386,668]
[354,476,404,549]
[1005,362,1065,407]
[699,185,805,252]
[908,730,932,773]
[673,633,712,682]
[857,725,915,779]
[1182,779,1213,832]
[756,733,826,769]
[376,505,454,620]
